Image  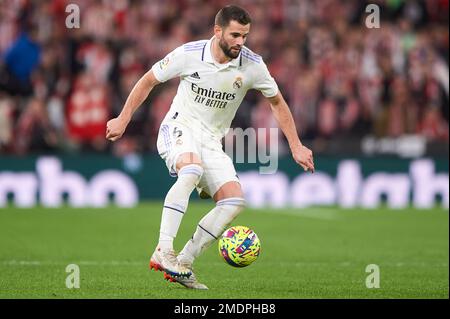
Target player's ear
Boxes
[214,25,222,38]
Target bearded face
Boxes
[216,20,250,60]
[218,35,241,59]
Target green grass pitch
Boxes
[0,202,448,298]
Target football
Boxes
[218,226,261,267]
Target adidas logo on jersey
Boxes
[190,72,201,79]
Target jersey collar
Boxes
[203,37,241,68]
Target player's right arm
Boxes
[106,70,160,141]
[106,45,186,142]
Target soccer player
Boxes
[106,5,315,289]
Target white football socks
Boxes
[178,197,246,264]
[158,164,204,251]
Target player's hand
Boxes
[106,117,128,142]
[292,145,315,173]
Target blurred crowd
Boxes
[0,0,448,156]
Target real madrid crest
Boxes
[233,76,243,90]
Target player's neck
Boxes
[211,38,232,65]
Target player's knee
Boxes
[176,152,202,171]
[178,163,204,184]
[216,197,246,220]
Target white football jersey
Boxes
[151,37,279,140]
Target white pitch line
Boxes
[254,208,339,220]
[0,260,144,266]
[0,260,447,268]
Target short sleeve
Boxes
[252,60,279,98]
[151,46,185,83]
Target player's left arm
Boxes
[267,92,315,173]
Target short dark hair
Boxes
[215,5,251,28]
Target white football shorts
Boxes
[156,119,239,198]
